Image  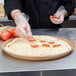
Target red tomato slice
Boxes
[1,30,12,40]
[50,15,59,19]
[8,45,12,48]
[31,45,39,48]
[29,39,36,42]
[11,28,18,38]
[40,40,46,42]
[48,42,55,44]
[42,44,50,47]
[29,37,36,42]
[53,44,61,47]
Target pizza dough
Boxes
[2,35,74,61]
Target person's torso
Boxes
[21,0,61,28]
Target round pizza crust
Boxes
[2,35,74,61]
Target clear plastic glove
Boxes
[15,13,32,39]
[50,6,67,24]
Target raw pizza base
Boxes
[2,35,74,61]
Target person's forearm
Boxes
[11,9,21,20]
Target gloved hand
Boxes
[50,6,67,24]
[14,13,32,39]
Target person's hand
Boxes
[50,6,67,24]
[15,13,32,40]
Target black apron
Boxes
[4,0,74,28]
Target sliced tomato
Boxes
[29,37,36,42]
[42,44,50,47]
[29,39,36,42]
[53,44,61,47]
[40,40,46,42]
[50,15,59,19]
[11,28,18,38]
[8,45,12,48]
[48,42,55,44]
[1,30,12,40]
[31,45,39,48]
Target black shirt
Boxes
[4,0,74,28]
